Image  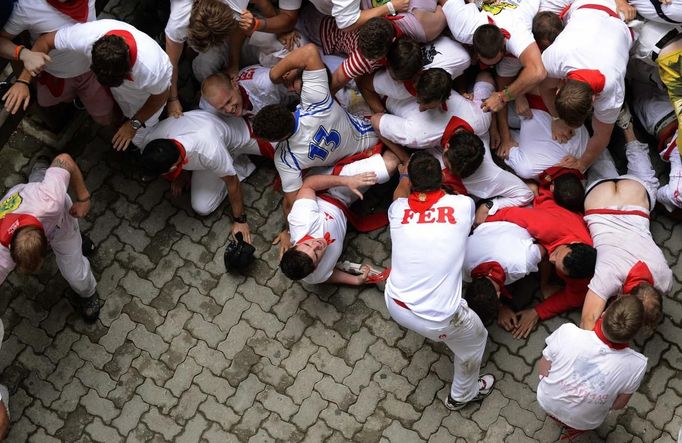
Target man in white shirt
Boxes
[580,123,672,334]
[463,221,543,330]
[0,0,114,125]
[385,151,495,411]
[0,154,100,323]
[539,0,632,173]
[538,296,647,436]
[281,151,397,285]
[252,43,378,253]
[137,110,252,241]
[30,19,172,151]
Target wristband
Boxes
[15,79,31,88]
[14,45,25,61]
[503,87,513,102]
[386,1,397,15]
[233,213,247,224]
[167,96,179,102]
[399,172,409,180]
[253,18,262,32]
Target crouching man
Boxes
[0,154,100,322]
[280,151,398,285]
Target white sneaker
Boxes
[444,374,496,411]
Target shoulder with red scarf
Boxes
[46,0,91,23]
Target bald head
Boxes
[201,72,243,117]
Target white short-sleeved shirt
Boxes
[140,110,246,177]
[2,0,96,78]
[55,19,172,123]
[372,36,471,101]
[443,0,538,76]
[629,0,682,23]
[385,193,475,321]
[586,210,673,300]
[463,222,542,284]
[288,198,347,284]
[537,323,647,430]
[165,0,236,45]
[541,0,631,124]
[305,0,360,29]
[380,82,494,149]
[275,69,378,193]
[0,168,72,283]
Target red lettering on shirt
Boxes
[437,206,456,224]
[400,207,457,225]
[238,67,256,82]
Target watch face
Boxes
[130,119,142,130]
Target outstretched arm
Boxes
[270,43,324,83]
[301,172,378,197]
[51,153,91,218]
[580,289,606,330]
[222,175,251,243]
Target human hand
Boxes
[481,92,505,113]
[232,221,251,244]
[69,199,91,218]
[278,31,301,51]
[551,118,574,143]
[515,95,532,119]
[112,122,137,151]
[3,82,30,114]
[357,264,371,285]
[512,308,539,339]
[496,137,518,160]
[346,172,378,199]
[557,155,587,173]
[391,0,411,13]
[20,50,50,77]
[615,0,636,21]
[498,304,518,331]
[272,229,292,258]
[239,10,256,32]
[166,99,183,118]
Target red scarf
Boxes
[486,16,511,40]
[104,30,138,80]
[161,140,188,181]
[540,166,585,186]
[0,214,44,248]
[238,85,253,112]
[471,261,511,298]
[622,261,654,294]
[526,94,549,113]
[407,189,445,213]
[593,318,629,350]
[295,232,335,245]
[440,116,475,149]
[46,0,90,23]
[566,69,605,94]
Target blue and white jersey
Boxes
[275,69,378,193]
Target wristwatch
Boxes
[233,213,247,224]
[484,200,494,210]
[130,117,146,130]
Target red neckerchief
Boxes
[46,0,89,23]
[161,140,188,182]
[386,17,405,38]
[238,85,253,112]
[567,69,605,94]
[407,189,445,213]
[486,16,511,40]
[442,168,468,195]
[623,261,654,294]
[593,318,629,349]
[440,116,475,149]
[295,232,335,245]
[540,166,585,186]
[0,213,44,248]
[104,30,137,81]
[471,261,511,298]
[526,94,549,112]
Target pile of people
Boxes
[0,0,679,439]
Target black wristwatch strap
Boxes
[233,213,247,224]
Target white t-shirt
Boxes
[235,65,292,116]
[541,0,631,124]
[443,0,538,76]
[55,19,172,124]
[2,0,96,78]
[140,110,243,177]
[275,68,378,193]
[586,210,673,300]
[372,36,471,101]
[0,168,72,283]
[385,193,475,321]
[629,0,682,23]
[285,0,360,29]
[463,221,542,284]
[537,323,647,430]
[165,0,237,45]
[288,198,347,284]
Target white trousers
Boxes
[658,146,682,211]
[385,295,488,402]
[29,167,96,298]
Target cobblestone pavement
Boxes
[1,2,681,443]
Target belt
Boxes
[652,27,682,62]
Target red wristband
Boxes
[15,45,25,61]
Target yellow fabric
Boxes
[658,49,682,154]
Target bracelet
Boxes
[167,96,179,102]
[15,79,31,88]
[77,194,91,203]
[503,87,514,102]
[386,1,397,15]
[14,45,25,61]
[399,172,409,180]
[253,18,262,32]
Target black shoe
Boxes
[444,374,496,411]
[79,293,100,323]
[81,235,95,257]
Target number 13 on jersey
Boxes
[308,126,341,161]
